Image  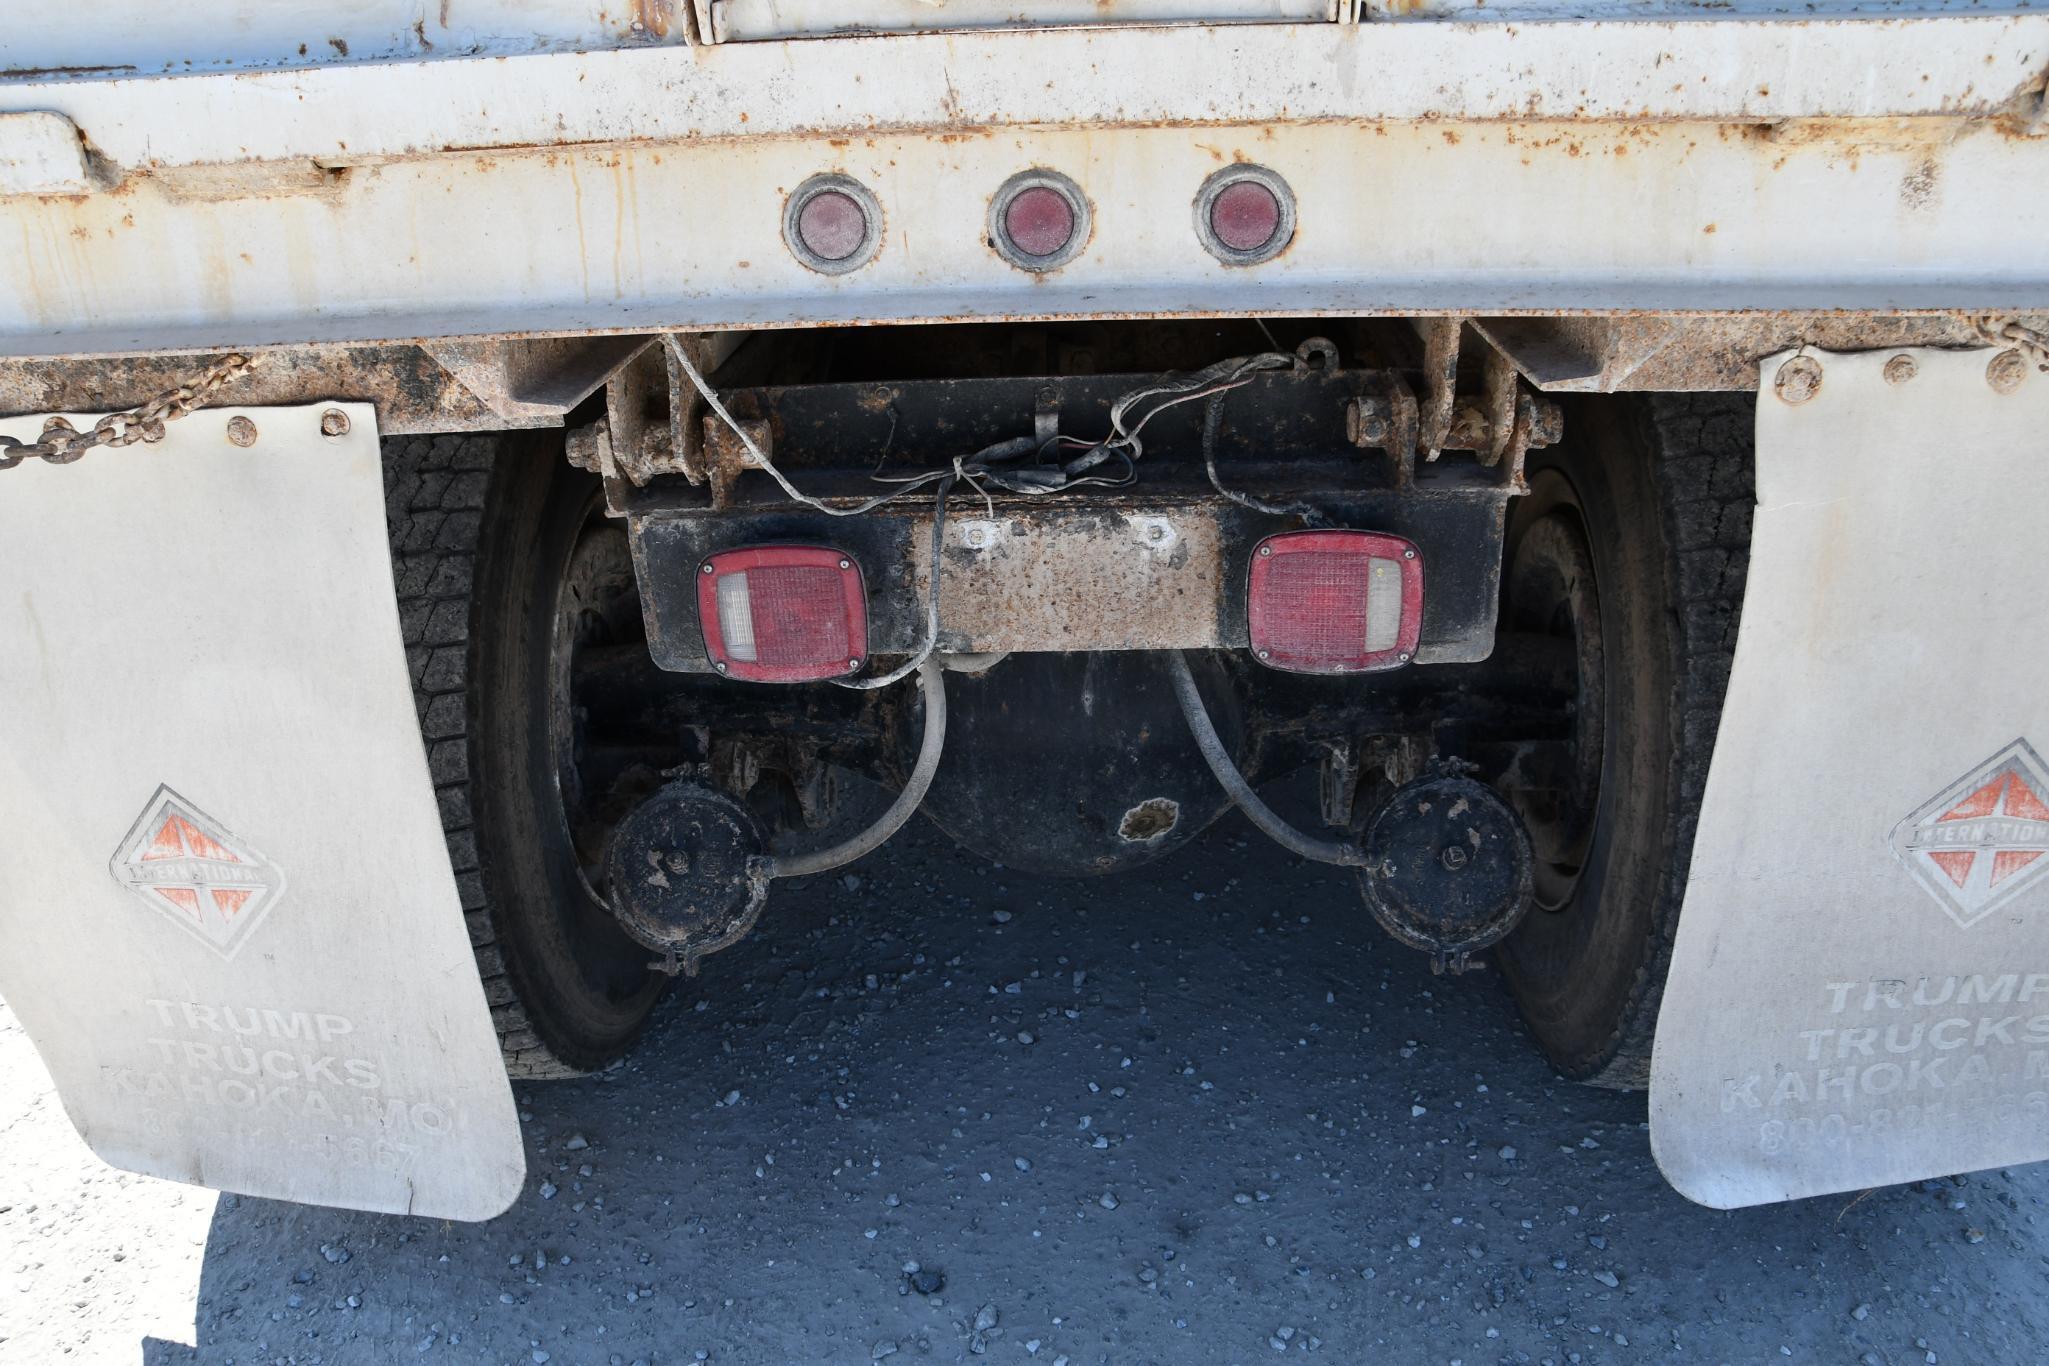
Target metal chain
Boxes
[0,353,259,472]
[1973,316,2049,372]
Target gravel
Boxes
[4,811,2048,1363]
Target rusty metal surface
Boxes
[1346,374,1557,493]
[656,333,747,489]
[0,347,502,434]
[420,335,654,426]
[1469,317,1686,393]
[0,353,255,471]
[6,316,2044,448]
[1,339,665,435]
[922,504,1228,654]
[1488,314,2049,394]
[1413,318,1460,464]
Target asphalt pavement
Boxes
[5,810,2047,1365]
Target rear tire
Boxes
[1495,395,1752,1088]
[384,433,667,1079]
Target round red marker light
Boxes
[1210,179,1282,253]
[1003,186,1076,259]
[1194,165,1295,266]
[797,190,868,262]
[989,170,1090,272]
[784,175,883,274]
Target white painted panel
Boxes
[1,20,2042,173]
[1,119,2043,355]
[0,404,524,1220]
[1650,347,2049,1208]
[0,1,684,80]
[0,111,89,195]
[710,0,1326,41]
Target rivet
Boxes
[701,563,715,575]
[1258,544,1272,557]
[1987,348,2029,395]
[1257,649,1270,660]
[225,415,259,447]
[713,660,728,673]
[848,658,862,670]
[1774,356,1823,405]
[839,559,851,570]
[319,408,352,438]
[1398,652,1413,664]
[1882,354,1919,386]
[1403,548,1417,560]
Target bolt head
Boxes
[1258,545,1272,557]
[848,658,862,670]
[713,660,728,673]
[1440,845,1470,871]
[1257,649,1270,660]
[1346,398,1391,446]
[1987,348,2029,395]
[319,408,352,438]
[1403,548,1417,560]
[225,415,259,447]
[701,562,715,575]
[839,559,851,570]
[1882,354,1919,386]
[1774,356,1823,405]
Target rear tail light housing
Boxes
[697,546,868,683]
[1246,530,1423,674]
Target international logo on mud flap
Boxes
[1891,739,2049,929]
[109,785,286,959]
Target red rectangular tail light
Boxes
[1246,529,1423,674]
[697,545,868,683]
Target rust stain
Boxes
[0,63,137,79]
[633,0,673,39]
[1118,798,1180,844]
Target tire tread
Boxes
[383,433,585,1080]
[1580,393,1753,1088]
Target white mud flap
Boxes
[0,404,523,1220]
[1651,347,2049,1208]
